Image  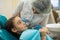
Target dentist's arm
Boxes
[13,0,24,17]
[42,36,46,40]
[40,14,49,27]
[39,14,49,40]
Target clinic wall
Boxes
[0,0,19,19]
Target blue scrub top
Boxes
[20,24,53,40]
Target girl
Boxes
[5,16,48,40]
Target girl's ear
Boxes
[11,28,17,33]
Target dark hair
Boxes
[5,16,20,39]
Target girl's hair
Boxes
[5,16,20,39]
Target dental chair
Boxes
[0,15,7,28]
[0,15,18,40]
[0,29,18,40]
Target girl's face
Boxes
[13,16,28,32]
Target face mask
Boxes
[30,13,47,27]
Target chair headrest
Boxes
[0,37,3,40]
[0,29,18,40]
[0,15,7,28]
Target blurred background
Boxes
[0,0,19,18]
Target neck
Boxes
[17,31,23,35]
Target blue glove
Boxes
[35,24,42,30]
[22,18,30,26]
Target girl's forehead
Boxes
[13,17,21,22]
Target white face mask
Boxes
[30,13,49,27]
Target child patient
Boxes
[5,16,48,40]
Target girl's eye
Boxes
[17,21,21,25]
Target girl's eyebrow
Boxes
[18,20,21,22]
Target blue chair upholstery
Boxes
[0,37,4,40]
[0,15,7,28]
[20,29,41,40]
[0,29,18,40]
[0,15,18,40]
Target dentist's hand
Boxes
[39,27,48,36]
[39,27,48,40]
